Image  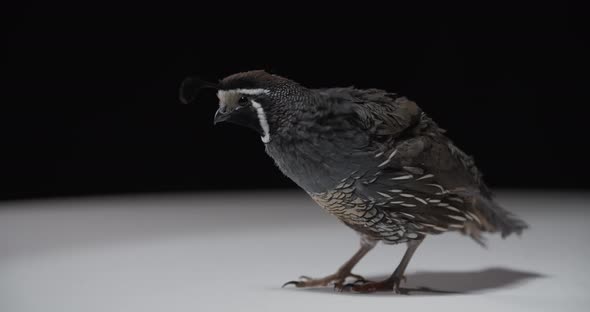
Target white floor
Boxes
[0,190,588,312]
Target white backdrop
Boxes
[1,191,588,311]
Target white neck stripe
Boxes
[250,100,271,143]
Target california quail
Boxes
[181,70,528,293]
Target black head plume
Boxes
[179,76,219,104]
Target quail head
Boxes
[181,70,528,293]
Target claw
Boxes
[281,281,302,288]
[282,272,367,291]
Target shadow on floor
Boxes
[287,267,544,296]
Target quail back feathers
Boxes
[183,70,528,293]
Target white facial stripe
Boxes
[216,89,271,111]
[217,88,270,98]
[250,100,271,143]
[235,88,270,95]
[215,88,271,143]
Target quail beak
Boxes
[213,107,232,125]
[213,105,264,135]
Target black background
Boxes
[2,1,588,200]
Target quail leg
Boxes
[349,237,424,294]
[282,237,376,291]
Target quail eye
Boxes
[238,96,249,106]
